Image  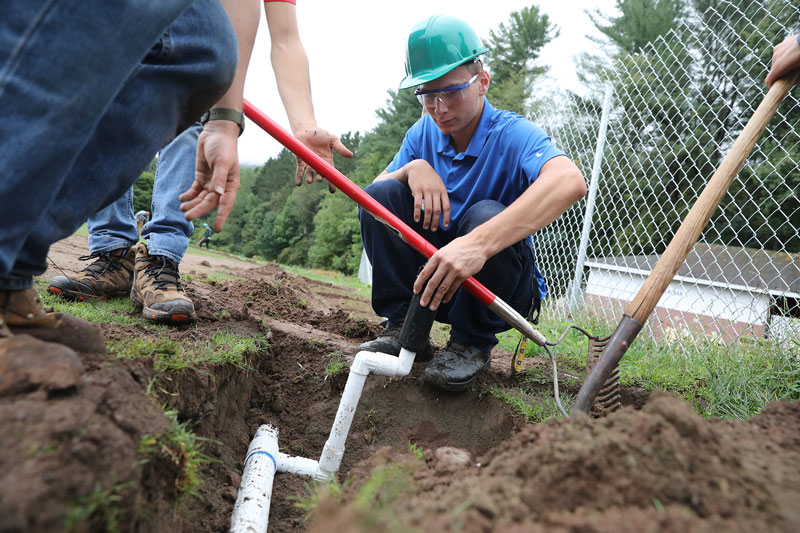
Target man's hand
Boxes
[766,34,800,87]
[413,234,488,310]
[406,159,451,231]
[179,120,241,232]
[294,127,353,193]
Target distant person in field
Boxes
[135,210,151,236]
[357,15,586,391]
[198,223,214,250]
[45,0,351,326]
[0,0,349,358]
[765,33,800,87]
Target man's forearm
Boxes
[466,156,587,259]
[214,0,260,112]
[265,2,316,134]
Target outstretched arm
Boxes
[266,1,352,190]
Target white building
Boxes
[584,243,800,343]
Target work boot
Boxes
[130,243,196,324]
[47,246,135,301]
[423,338,491,391]
[357,322,434,362]
[0,288,106,353]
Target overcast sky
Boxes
[239,0,617,165]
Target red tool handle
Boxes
[242,99,496,307]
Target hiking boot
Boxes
[423,339,491,391]
[0,288,106,353]
[357,322,434,362]
[130,243,196,324]
[47,246,135,301]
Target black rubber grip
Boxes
[399,292,436,352]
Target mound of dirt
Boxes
[309,391,800,532]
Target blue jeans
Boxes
[0,0,237,289]
[359,180,537,351]
[88,123,201,263]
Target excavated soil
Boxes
[1,235,798,532]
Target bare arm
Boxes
[179,0,260,231]
[266,1,352,189]
[415,155,587,309]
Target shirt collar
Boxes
[434,97,494,158]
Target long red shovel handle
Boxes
[243,99,547,346]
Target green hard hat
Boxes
[399,14,489,90]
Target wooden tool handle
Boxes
[625,72,798,324]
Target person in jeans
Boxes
[0,0,348,356]
[358,15,587,391]
[45,0,351,325]
[47,125,202,322]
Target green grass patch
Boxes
[498,313,800,420]
[282,265,372,301]
[204,269,242,285]
[139,407,218,499]
[488,385,573,422]
[64,480,130,533]
[323,350,349,379]
[110,330,267,372]
[185,245,257,264]
[289,480,345,521]
[72,223,90,237]
[35,281,170,332]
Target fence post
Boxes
[568,85,613,313]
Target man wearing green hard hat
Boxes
[358,14,587,391]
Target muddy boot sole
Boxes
[46,284,129,302]
[131,288,196,324]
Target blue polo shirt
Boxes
[385,98,565,299]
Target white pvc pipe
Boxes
[317,348,416,479]
[230,424,279,533]
[276,453,321,479]
[230,348,419,533]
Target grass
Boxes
[138,407,218,499]
[497,313,800,420]
[35,281,170,332]
[283,264,372,301]
[289,480,345,520]
[110,330,267,372]
[64,480,130,532]
[323,350,349,379]
[204,269,242,285]
[488,385,574,422]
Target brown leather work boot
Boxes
[47,246,135,301]
[0,288,106,353]
[130,243,196,324]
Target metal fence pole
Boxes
[568,85,613,313]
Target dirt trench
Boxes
[0,238,529,532]
[2,236,798,532]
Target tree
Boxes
[131,171,154,214]
[485,5,558,114]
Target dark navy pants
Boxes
[359,179,536,351]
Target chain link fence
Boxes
[532,0,800,353]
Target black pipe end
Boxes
[399,292,436,353]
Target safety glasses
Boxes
[414,73,479,108]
